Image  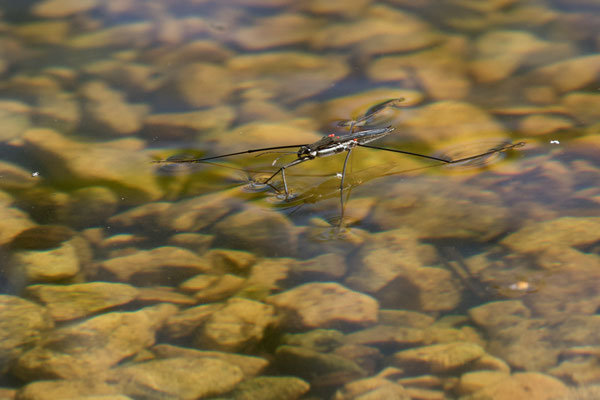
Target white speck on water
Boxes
[31,171,40,177]
[550,140,560,144]
[508,281,530,291]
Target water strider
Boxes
[154,99,525,227]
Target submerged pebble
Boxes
[182,273,245,302]
[311,5,439,55]
[518,114,573,136]
[531,54,600,93]
[156,191,240,232]
[196,297,276,352]
[135,287,197,306]
[68,22,154,49]
[267,282,379,330]
[229,376,310,400]
[0,161,37,190]
[0,106,31,142]
[25,282,139,321]
[213,206,299,256]
[12,239,81,282]
[144,107,235,140]
[152,343,268,377]
[111,357,244,400]
[462,372,568,400]
[470,30,569,83]
[335,376,411,400]
[344,228,462,312]
[392,342,485,373]
[13,304,177,380]
[22,128,162,202]
[227,51,349,103]
[501,216,600,253]
[0,296,53,373]
[79,80,148,136]
[97,246,213,283]
[398,101,508,145]
[369,47,471,100]
[275,345,366,382]
[161,303,224,340]
[161,63,235,109]
[370,177,510,241]
[562,92,600,125]
[31,0,99,18]
[8,225,74,251]
[233,13,319,50]
[0,198,34,245]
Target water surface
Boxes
[0,0,599,399]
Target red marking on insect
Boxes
[328,134,335,137]
[336,136,340,139]
[353,139,358,142]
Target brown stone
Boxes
[0,296,53,372]
[233,13,319,50]
[267,282,379,329]
[213,206,299,256]
[22,128,161,202]
[112,357,243,400]
[32,0,98,18]
[196,298,276,352]
[463,372,568,400]
[97,246,212,283]
[14,304,177,380]
[392,342,485,373]
[501,217,600,253]
[25,282,138,321]
[152,343,268,377]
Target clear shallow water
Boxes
[0,0,599,399]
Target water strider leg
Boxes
[338,147,353,228]
[447,141,526,164]
[358,141,525,164]
[262,157,311,199]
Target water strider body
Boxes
[154,98,525,226]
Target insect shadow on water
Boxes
[153,99,525,231]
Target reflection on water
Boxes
[0,0,599,398]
